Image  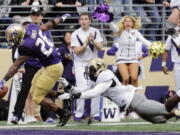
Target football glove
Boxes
[59,77,74,91]
[58,93,71,100]
[58,92,81,100]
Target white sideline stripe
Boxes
[1,121,180,129]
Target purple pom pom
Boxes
[92,4,113,22]
[100,3,109,12]
[98,13,110,22]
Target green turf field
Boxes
[1,119,180,132]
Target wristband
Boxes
[73,93,81,99]
[66,84,74,91]
[161,62,166,67]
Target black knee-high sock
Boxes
[55,108,66,117]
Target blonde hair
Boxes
[114,16,142,36]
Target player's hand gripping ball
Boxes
[0,86,8,98]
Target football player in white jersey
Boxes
[70,12,103,122]
[59,58,180,123]
[162,19,180,109]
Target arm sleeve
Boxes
[79,80,113,99]
[57,47,66,62]
[107,44,118,55]
[165,36,172,50]
[71,32,80,47]
[95,29,103,43]
[137,31,152,46]
[46,30,54,42]
[142,45,149,57]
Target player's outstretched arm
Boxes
[58,80,113,100]
[40,14,71,31]
[79,80,112,99]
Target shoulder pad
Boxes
[96,70,114,83]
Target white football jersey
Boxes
[95,70,136,108]
[165,35,180,63]
[71,27,103,62]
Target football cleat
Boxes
[59,110,72,126]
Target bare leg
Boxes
[117,63,129,85]
[129,63,139,87]
[47,90,60,97]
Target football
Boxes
[0,86,8,98]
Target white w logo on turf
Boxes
[103,108,117,118]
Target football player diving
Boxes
[0,14,72,126]
[59,58,180,123]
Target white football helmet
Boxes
[84,58,107,81]
[5,24,25,46]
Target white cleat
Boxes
[128,112,139,119]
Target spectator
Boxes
[9,0,45,22]
[133,0,152,31]
[50,0,82,24]
[9,0,32,17]
[49,0,84,47]
[163,0,180,30]
[0,0,13,44]
[71,12,103,123]
[106,0,132,20]
[145,0,161,41]
[57,31,75,112]
[87,0,104,12]
[133,0,161,41]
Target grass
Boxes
[0,118,180,132]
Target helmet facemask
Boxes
[84,65,98,81]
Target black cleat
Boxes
[59,111,72,126]
[87,117,101,125]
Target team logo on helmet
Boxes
[5,24,25,46]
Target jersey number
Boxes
[35,30,54,56]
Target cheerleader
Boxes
[108,16,151,87]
